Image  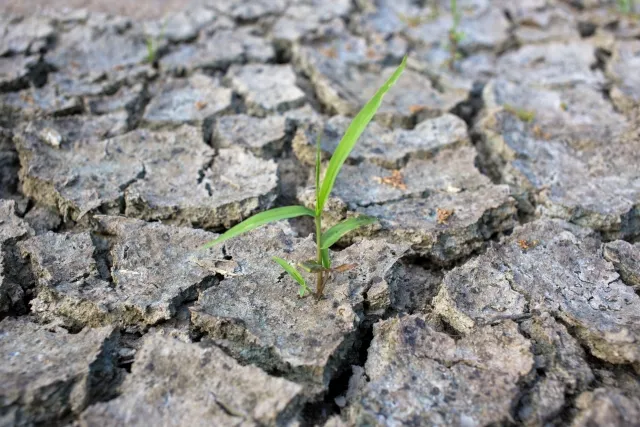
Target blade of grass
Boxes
[320,216,377,249]
[299,260,330,273]
[273,256,309,296]
[321,248,331,269]
[200,206,315,249]
[315,130,322,211]
[316,56,407,213]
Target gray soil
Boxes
[1,0,640,426]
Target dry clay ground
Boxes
[1,0,640,426]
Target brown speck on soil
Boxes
[436,207,454,224]
[373,170,408,190]
[321,47,338,59]
[366,47,379,59]
[532,125,551,140]
[517,239,539,251]
[409,105,426,114]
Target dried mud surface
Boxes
[1,0,639,426]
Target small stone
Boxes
[603,240,640,291]
[38,127,62,148]
[346,315,533,426]
[0,318,119,426]
[434,219,640,366]
[79,334,303,426]
[22,216,221,328]
[191,223,409,393]
[226,64,306,116]
[334,396,347,408]
[212,114,288,157]
[572,388,640,427]
[142,74,233,128]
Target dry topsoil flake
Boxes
[0,318,119,426]
[344,315,533,426]
[16,125,279,228]
[21,216,222,329]
[79,334,304,426]
[435,218,640,367]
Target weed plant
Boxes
[618,0,635,14]
[201,57,408,299]
[447,0,464,69]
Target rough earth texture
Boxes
[1,0,639,426]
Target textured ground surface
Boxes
[1,0,640,426]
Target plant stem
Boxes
[315,214,324,298]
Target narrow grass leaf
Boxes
[321,248,331,269]
[272,256,309,296]
[316,56,407,213]
[200,206,315,249]
[299,260,330,273]
[315,130,322,213]
[321,216,378,249]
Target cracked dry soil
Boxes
[1,0,640,426]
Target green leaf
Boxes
[321,216,378,249]
[200,206,315,249]
[299,260,330,273]
[316,56,407,213]
[321,248,331,269]
[315,130,322,211]
[272,256,309,296]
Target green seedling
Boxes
[201,57,408,299]
[447,0,464,70]
[618,0,634,14]
[145,38,157,64]
[145,20,167,64]
[503,103,536,123]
